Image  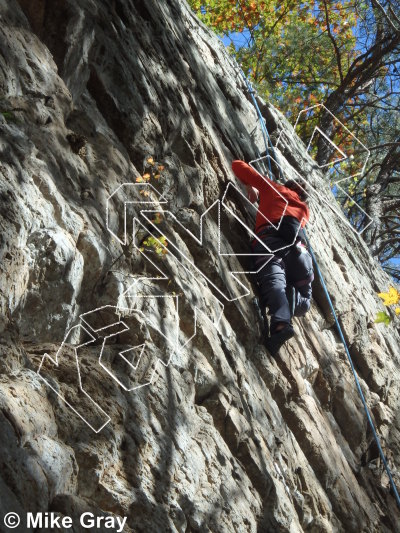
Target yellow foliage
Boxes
[378,287,400,306]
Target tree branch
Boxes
[322,0,344,83]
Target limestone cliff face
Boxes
[1,1,400,531]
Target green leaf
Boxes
[374,311,391,326]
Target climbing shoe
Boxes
[265,324,295,356]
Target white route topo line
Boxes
[38,103,374,431]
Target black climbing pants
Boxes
[252,234,314,333]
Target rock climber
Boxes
[232,160,314,355]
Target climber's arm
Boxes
[232,160,271,192]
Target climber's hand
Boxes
[247,185,259,203]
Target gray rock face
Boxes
[1,0,400,531]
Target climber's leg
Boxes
[285,246,314,317]
[286,284,296,318]
[293,284,312,316]
[255,256,292,334]
[252,235,296,355]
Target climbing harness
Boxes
[241,65,400,509]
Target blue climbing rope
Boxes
[238,67,274,178]
[241,67,400,509]
[305,233,400,509]
[239,66,286,184]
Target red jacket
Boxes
[232,160,310,233]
